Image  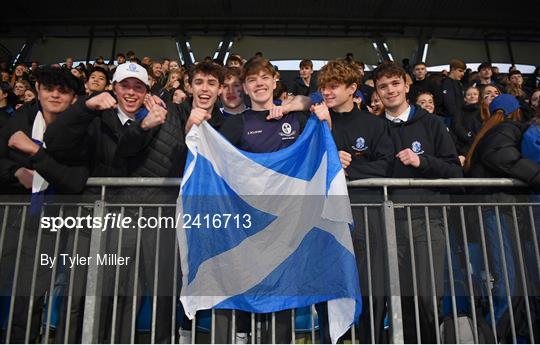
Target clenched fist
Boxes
[86,92,117,111]
[396,148,421,168]
[185,108,211,133]
[8,131,40,156]
[14,167,33,189]
[310,102,332,129]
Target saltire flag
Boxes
[176,116,361,343]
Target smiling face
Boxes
[113,78,147,116]
[320,80,356,112]
[88,71,108,92]
[37,84,77,116]
[375,74,410,115]
[14,82,27,97]
[190,72,222,112]
[24,89,35,102]
[151,63,163,78]
[243,70,276,110]
[169,60,180,71]
[370,92,384,116]
[416,93,435,113]
[15,65,26,77]
[482,85,500,105]
[464,87,479,105]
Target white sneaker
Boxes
[179,329,193,344]
[235,332,249,344]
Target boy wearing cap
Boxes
[373,61,462,343]
[44,62,179,343]
[441,58,467,124]
[45,62,171,179]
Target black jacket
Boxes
[0,109,10,130]
[0,101,89,195]
[408,78,441,111]
[45,98,134,181]
[113,98,224,177]
[468,120,540,191]
[330,107,393,180]
[440,77,464,119]
[387,106,463,218]
[452,103,482,156]
[115,103,187,178]
[290,76,317,97]
[388,106,462,179]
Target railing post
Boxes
[81,200,106,343]
[382,200,404,344]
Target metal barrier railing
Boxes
[0,178,538,344]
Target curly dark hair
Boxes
[34,66,85,95]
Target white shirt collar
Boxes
[117,107,134,125]
[385,105,411,123]
[221,106,249,115]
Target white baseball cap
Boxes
[112,62,150,87]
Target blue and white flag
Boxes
[176,116,361,343]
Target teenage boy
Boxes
[118,61,225,179]
[217,58,320,152]
[44,62,180,343]
[373,61,462,343]
[0,66,86,343]
[473,62,500,92]
[86,66,110,95]
[291,59,317,97]
[440,58,467,124]
[408,62,440,109]
[186,57,329,343]
[315,59,393,179]
[313,59,394,343]
[218,66,316,119]
[220,67,247,116]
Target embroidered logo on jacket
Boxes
[351,137,368,152]
[411,141,425,155]
[279,122,296,138]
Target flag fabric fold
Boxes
[176,116,361,343]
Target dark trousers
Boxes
[350,196,387,344]
[213,309,292,343]
[396,217,445,344]
[106,217,177,343]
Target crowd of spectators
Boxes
[0,48,539,344]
